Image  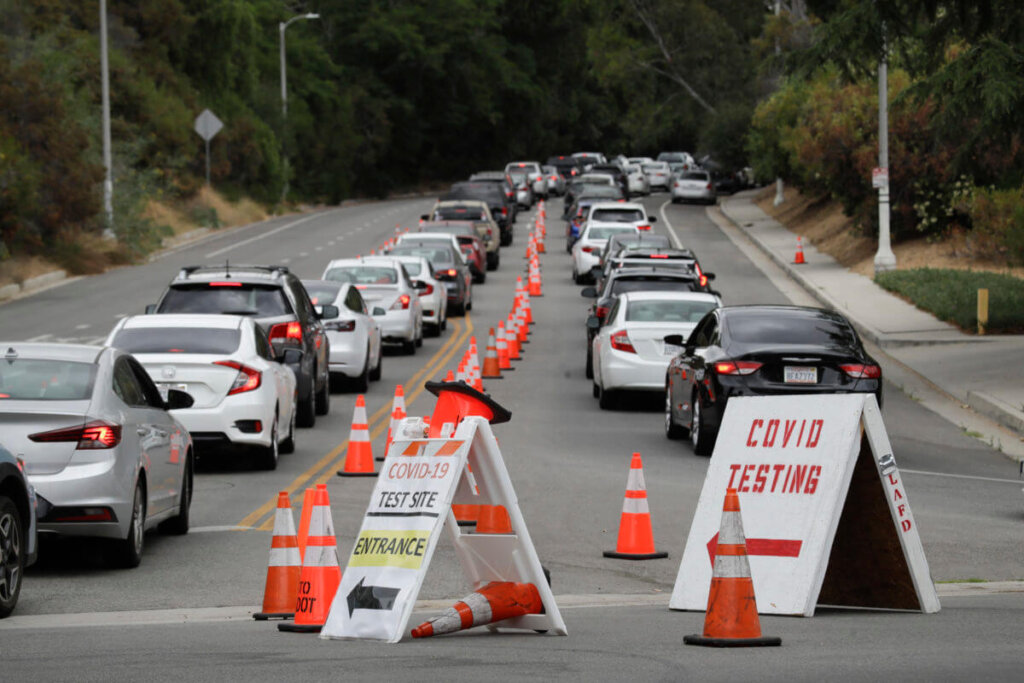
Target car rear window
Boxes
[626,299,717,323]
[579,187,624,199]
[324,266,398,285]
[435,207,484,221]
[390,247,454,266]
[399,262,423,277]
[592,208,645,223]
[726,312,859,347]
[643,163,669,172]
[111,328,241,355]
[421,225,474,237]
[302,282,342,305]
[611,278,698,295]
[681,172,709,181]
[587,226,637,240]
[159,284,291,317]
[0,359,96,400]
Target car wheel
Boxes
[369,349,382,381]
[592,382,599,399]
[257,417,279,471]
[597,383,617,410]
[585,348,593,379]
[110,480,145,568]
[314,374,330,416]
[415,323,423,348]
[475,269,486,284]
[691,394,715,456]
[450,301,465,317]
[665,387,687,440]
[0,496,24,618]
[441,314,448,332]
[352,358,370,393]
[296,387,316,428]
[159,453,192,535]
[401,338,416,355]
[279,399,297,453]
[487,253,499,270]
[573,270,583,285]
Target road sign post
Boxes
[193,109,224,187]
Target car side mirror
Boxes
[663,334,684,346]
[586,316,601,330]
[412,280,428,290]
[704,272,716,281]
[372,306,387,316]
[420,214,429,220]
[144,304,157,314]
[316,304,340,320]
[581,287,598,298]
[165,388,194,411]
[649,216,658,223]
[278,348,303,365]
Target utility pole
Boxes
[873,21,896,273]
[100,0,114,238]
[773,0,785,207]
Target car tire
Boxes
[665,387,687,440]
[257,418,279,471]
[296,388,316,428]
[0,496,25,618]
[314,374,330,416]
[691,394,714,456]
[475,270,486,284]
[369,351,382,381]
[415,323,423,348]
[573,270,583,285]
[110,480,145,569]
[352,358,370,393]
[592,382,599,399]
[597,383,617,410]
[441,314,448,332]
[487,253,499,270]
[585,348,593,379]
[401,338,416,355]
[159,453,192,535]
[279,400,297,454]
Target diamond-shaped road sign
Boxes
[193,109,223,142]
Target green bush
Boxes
[875,268,1024,333]
[966,186,1024,264]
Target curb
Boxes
[0,269,69,302]
[967,391,1024,435]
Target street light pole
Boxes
[873,21,896,274]
[100,0,114,238]
[279,13,320,118]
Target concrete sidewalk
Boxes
[719,190,1024,440]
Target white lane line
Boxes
[299,252,309,257]
[26,334,53,342]
[901,468,1024,485]
[190,525,253,533]
[75,324,90,330]
[658,198,682,248]
[114,313,128,319]
[315,246,323,252]
[280,258,291,264]
[205,212,324,258]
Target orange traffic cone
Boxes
[296,486,316,561]
[481,328,503,379]
[475,504,513,533]
[254,492,302,620]
[516,306,529,343]
[522,291,534,325]
[278,486,341,633]
[411,581,543,638]
[506,316,521,360]
[603,453,668,560]
[529,264,543,297]
[794,236,806,265]
[684,488,781,647]
[337,395,377,477]
[378,385,408,462]
[496,321,513,371]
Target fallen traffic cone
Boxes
[337,395,377,477]
[793,236,806,265]
[603,453,668,560]
[411,581,542,638]
[278,486,341,633]
[496,321,513,371]
[475,504,513,533]
[482,328,503,379]
[684,488,781,648]
[254,492,301,620]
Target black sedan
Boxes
[388,244,473,316]
[665,305,882,456]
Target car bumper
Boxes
[600,351,671,391]
[417,293,444,324]
[574,249,600,275]
[672,186,715,201]
[31,459,133,540]
[328,335,368,378]
[173,393,277,448]
[377,312,417,341]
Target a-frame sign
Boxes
[321,382,567,642]
[670,394,940,616]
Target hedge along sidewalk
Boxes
[718,190,1024,443]
[876,268,1024,334]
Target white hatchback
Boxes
[106,314,298,470]
[377,255,447,336]
[591,291,722,409]
[571,222,640,284]
[302,280,383,393]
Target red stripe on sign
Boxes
[706,532,802,564]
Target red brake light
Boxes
[713,361,762,376]
[638,224,651,231]
[501,207,508,216]
[324,320,356,332]
[30,420,122,449]
[650,254,668,259]
[596,305,610,320]
[214,360,262,395]
[268,321,303,346]
[209,281,242,287]
[707,183,713,190]
[446,269,457,277]
[418,283,434,296]
[581,246,596,253]
[840,364,882,379]
[609,330,636,354]
[391,294,412,311]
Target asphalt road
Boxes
[2,193,1022,680]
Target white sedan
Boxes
[590,291,722,410]
[571,222,640,284]
[302,280,383,393]
[379,255,447,336]
[106,314,297,470]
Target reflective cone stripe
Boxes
[603,453,667,560]
[794,236,806,265]
[482,328,503,378]
[506,318,520,360]
[411,581,542,638]
[338,395,377,477]
[685,488,781,647]
[255,492,301,620]
[496,322,512,370]
[516,306,529,342]
[380,404,407,462]
[278,488,341,633]
[523,291,534,325]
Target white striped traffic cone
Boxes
[603,453,668,560]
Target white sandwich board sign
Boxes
[670,394,939,616]
[321,415,566,642]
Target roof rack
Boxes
[175,263,291,280]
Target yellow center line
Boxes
[240,314,474,530]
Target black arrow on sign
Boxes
[347,577,401,617]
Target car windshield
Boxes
[158,284,290,317]
[435,207,484,221]
[323,266,398,285]
[591,208,644,223]
[681,172,709,181]
[610,278,698,295]
[587,226,637,240]
[111,328,242,355]
[0,359,97,400]
[726,312,859,347]
[626,299,717,323]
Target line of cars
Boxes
[564,151,884,461]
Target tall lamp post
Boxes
[873,20,896,273]
[100,0,114,238]
[279,13,320,117]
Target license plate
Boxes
[156,383,188,401]
[784,366,817,384]
[663,343,683,356]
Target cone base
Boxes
[456,519,476,527]
[253,611,294,621]
[603,550,668,560]
[277,623,323,633]
[480,374,503,379]
[375,455,386,461]
[337,470,379,477]
[684,634,781,648]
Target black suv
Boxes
[443,181,516,246]
[147,264,332,427]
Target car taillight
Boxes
[391,294,411,310]
[609,330,636,354]
[706,183,713,190]
[582,246,597,253]
[501,207,508,216]
[694,262,708,288]
[209,281,242,287]
[29,420,122,449]
[324,320,356,332]
[214,360,262,395]
[713,361,762,376]
[596,305,610,320]
[446,269,457,277]
[650,254,669,259]
[638,224,651,231]
[840,364,882,379]
[268,321,303,346]
[418,283,435,296]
